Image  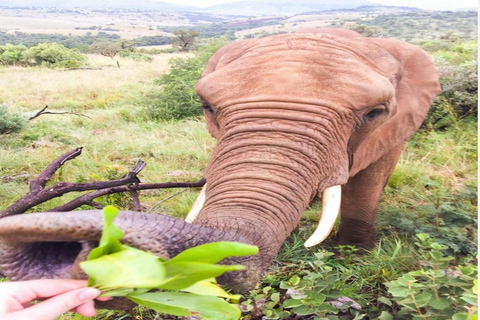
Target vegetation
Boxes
[346,11,477,41]
[0,105,27,135]
[90,41,125,60]
[172,30,200,52]
[0,31,121,52]
[0,7,476,320]
[81,206,254,320]
[134,35,172,46]
[160,18,284,40]
[141,38,228,121]
[0,42,85,68]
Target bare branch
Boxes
[29,147,83,193]
[50,179,205,212]
[0,153,148,218]
[0,148,206,217]
[29,105,90,121]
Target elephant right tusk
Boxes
[304,185,342,248]
[185,184,207,223]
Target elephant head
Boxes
[0,29,440,305]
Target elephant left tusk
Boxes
[304,185,342,248]
[185,184,207,223]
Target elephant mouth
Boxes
[0,211,166,282]
[0,239,97,280]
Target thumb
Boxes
[7,287,101,320]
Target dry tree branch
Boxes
[49,180,205,212]
[0,148,205,218]
[29,105,91,121]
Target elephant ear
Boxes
[349,38,441,176]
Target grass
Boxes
[0,53,191,111]
[0,48,476,320]
[0,52,207,215]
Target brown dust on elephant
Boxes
[0,29,440,308]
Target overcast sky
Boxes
[164,0,478,10]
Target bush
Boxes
[385,234,477,320]
[424,41,477,130]
[22,43,85,69]
[0,105,27,134]
[143,38,228,121]
[0,44,27,66]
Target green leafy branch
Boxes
[80,206,258,320]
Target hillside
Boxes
[202,0,374,16]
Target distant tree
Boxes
[348,24,382,37]
[440,31,461,43]
[172,30,200,52]
[0,44,27,66]
[22,43,85,68]
[91,41,123,59]
[91,40,138,68]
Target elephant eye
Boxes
[364,106,386,121]
[202,104,215,114]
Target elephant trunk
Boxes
[194,105,351,268]
[0,211,262,295]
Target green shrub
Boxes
[143,38,228,121]
[22,43,85,69]
[0,44,27,66]
[0,105,27,135]
[425,41,477,130]
[385,234,477,320]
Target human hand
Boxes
[0,279,108,320]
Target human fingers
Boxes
[1,279,88,305]
[6,287,100,320]
[96,296,113,301]
[73,300,97,317]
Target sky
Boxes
[162,0,478,10]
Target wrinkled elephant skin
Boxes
[0,29,440,307]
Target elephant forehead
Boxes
[196,34,398,110]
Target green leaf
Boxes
[86,206,124,261]
[271,292,280,303]
[387,287,412,298]
[283,299,304,308]
[377,296,393,307]
[169,242,258,264]
[128,292,241,320]
[459,265,476,276]
[428,298,450,310]
[263,286,272,294]
[81,246,165,291]
[315,303,338,313]
[289,275,301,286]
[409,270,425,276]
[376,311,394,320]
[182,278,241,301]
[452,313,468,320]
[158,261,244,290]
[292,305,316,315]
[414,292,432,307]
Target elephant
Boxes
[0,29,441,308]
